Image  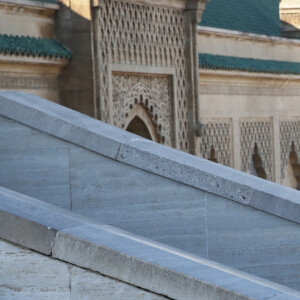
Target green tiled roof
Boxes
[0,34,71,59]
[199,54,300,75]
[200,0,281,37]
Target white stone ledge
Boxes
[1,186,300,300]
[0,91,300,225]
[197,25,300,45]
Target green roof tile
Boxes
[0,34,71,59]
[199,53,300,75]
[200,0,281,37]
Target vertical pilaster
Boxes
[232,117,242,170]
[273,115,281,184]
[183,0,209,155]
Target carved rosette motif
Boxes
[280,119,300,180]
[97,0,188,151]
[112,74,171,146]
[198,119,232,167]
[240,119,274,181]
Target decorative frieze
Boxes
[0,75,57,90]
[200,83,300,96]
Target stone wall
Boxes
[55,0,95,117]
[0,238,167,300]
[198,71,300,186]
[2,93,300,290]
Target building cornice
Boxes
[0,54,68,67]
[197,25,300,46]
[199,69,300,81]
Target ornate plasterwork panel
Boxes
[0,74,57,90]
[240,119,274,181]
[97,0,188,151]
[112,74,172,146]
[280,119,300,180]
[198,119,232,167]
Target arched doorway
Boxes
[252,143,267,179]
[125,104,158,142]
[282,142,300,190]
[126,116,152,140]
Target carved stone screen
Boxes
[96,0,188,151]
[280,119,300,180]
[112,74,172,146]
[198,119,233,167]
[240,119,274,181]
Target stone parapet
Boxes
[1,186,300,300]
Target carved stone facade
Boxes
[112,74,172,146]
[280,119,300,180]
[197,119,232,167]
[95,0,189,151]
[240,119,274,181]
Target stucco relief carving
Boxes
[280,119,300,180]
[112,74,172,146]
[0,75,57,90]
[240,119,274,181]
[197,119,232,167]
[97,0,188,151]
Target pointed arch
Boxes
[125,104,158,142]
[208,145,218,163]
[252,143,267,179]
[282,142,300,190]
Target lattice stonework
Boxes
[240,119,274,181]
[280,119,300,180]
[198,120,232,167]
[112,74,171,146]
[96,0,188,151]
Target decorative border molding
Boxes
[197,25,300,45]
[0,75,57,90]
[200,83,300,96]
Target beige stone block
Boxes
[70,0,91,20]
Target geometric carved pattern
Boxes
[112,74,171,146]
[198,119,232,166]
[0,74,57,90]
[280,119,300,180]
[240,119,274,181]
[97,0,188,151]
